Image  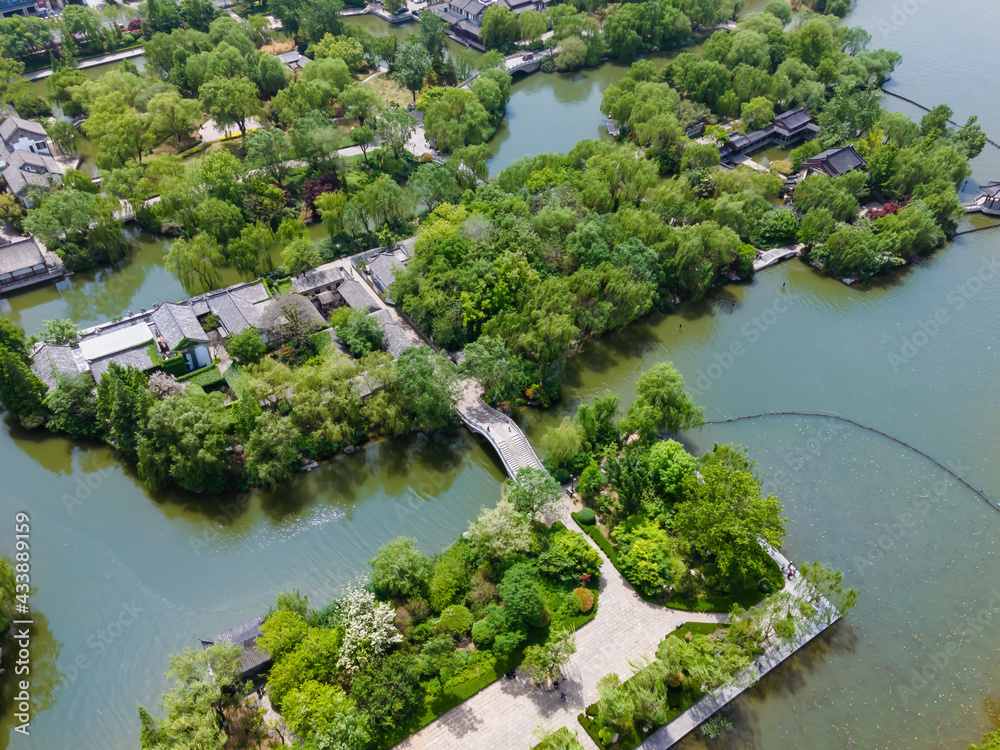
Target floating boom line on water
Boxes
[701,410,999,512]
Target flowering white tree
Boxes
[332,582,402,673]
[465,499,533,562]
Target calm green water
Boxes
[4,4,1000,748]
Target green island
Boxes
[0,0,994,747]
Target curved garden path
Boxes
[393,501,728,750]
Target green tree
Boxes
[282,680,370,749]
[245,412,301,489]
[350,124,376,166]
[393,40,431,102]
[369,537,433,602]
[199,76,264,139]
[799,560,859,623]
[32,318,79,346]
[0,346,47,429]
[741,96,775,131]
[282,237,323,276]
[481,5,519,50]
[378,107,417,159]
[505,467,561,519]
[461,334,529,403]
[334,307,386,357]
[419,11,449,63]
[245,127,290,180]
[466,500,533,562]
[95,364,152,458]
[419,634,466,688]
[395,346,457,431]
[538,530,602,583]
[424,88,492,152]
[136,390,235,492]
[166,234,226,294]
[196,197,243,243]
[226,327,268,365]
[521,628,576,685]
[44,373,98,439]
[311,33,365,72]
[147,90,201,149]
[340,82,382,127]
[676,462,786,586]
[621,363,704,441]
[498,562,548,629]
[227,222,276,279]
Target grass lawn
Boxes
[367,73,412,108]
[570,512,784,613]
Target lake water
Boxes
[3,3,1000,748]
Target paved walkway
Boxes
[24,47,145,81]
[393,502,727,750]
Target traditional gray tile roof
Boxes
[0,115,49,150]
[367,253,407,293]
[186,281,271,335]
[200,615,272,678]
[277,50,307,69]
[30,342,80,391]
[980,181,1000,198]
[773,108,812,133]
[803,144,867,177]
[339,279,380,312]
[2,148,63,197]
[0,236,46,276]
[292,262,346,295]
[384,323,415,358]
[151,302,209,351]
[89,344,157,382]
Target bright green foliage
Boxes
[461,335,530,404]
[540,418,585,469]
[676,461,786,586]
[351,651,423,733]
[199,76,263,139]
[0,346,47,429]
[393,40,431,102]
[481,5,519,50]
[225,327,267,365]
[267,626,343,709]
[424,88,492,153]
[260,609,311,662]
[428,544,473,611]
[646,439,695,504]
[282,237,323,276]
[612,517,684,597]
[395,346,457,431]
[369,536,433,602]
[165,234,226,294]
[136,389,234,492]
[282,680,371,749]
[538,530,602,583]
[433,604,474,636]
[621,362,704,440]
[577,463,604,501]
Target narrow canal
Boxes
[1,2,1000,748]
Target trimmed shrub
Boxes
[573,587,594,613]
[471,618,496,648]
[433,604,474,636]
[577,508,596,525]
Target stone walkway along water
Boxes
[392,501,727,750]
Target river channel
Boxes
[3,2,1000,748]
